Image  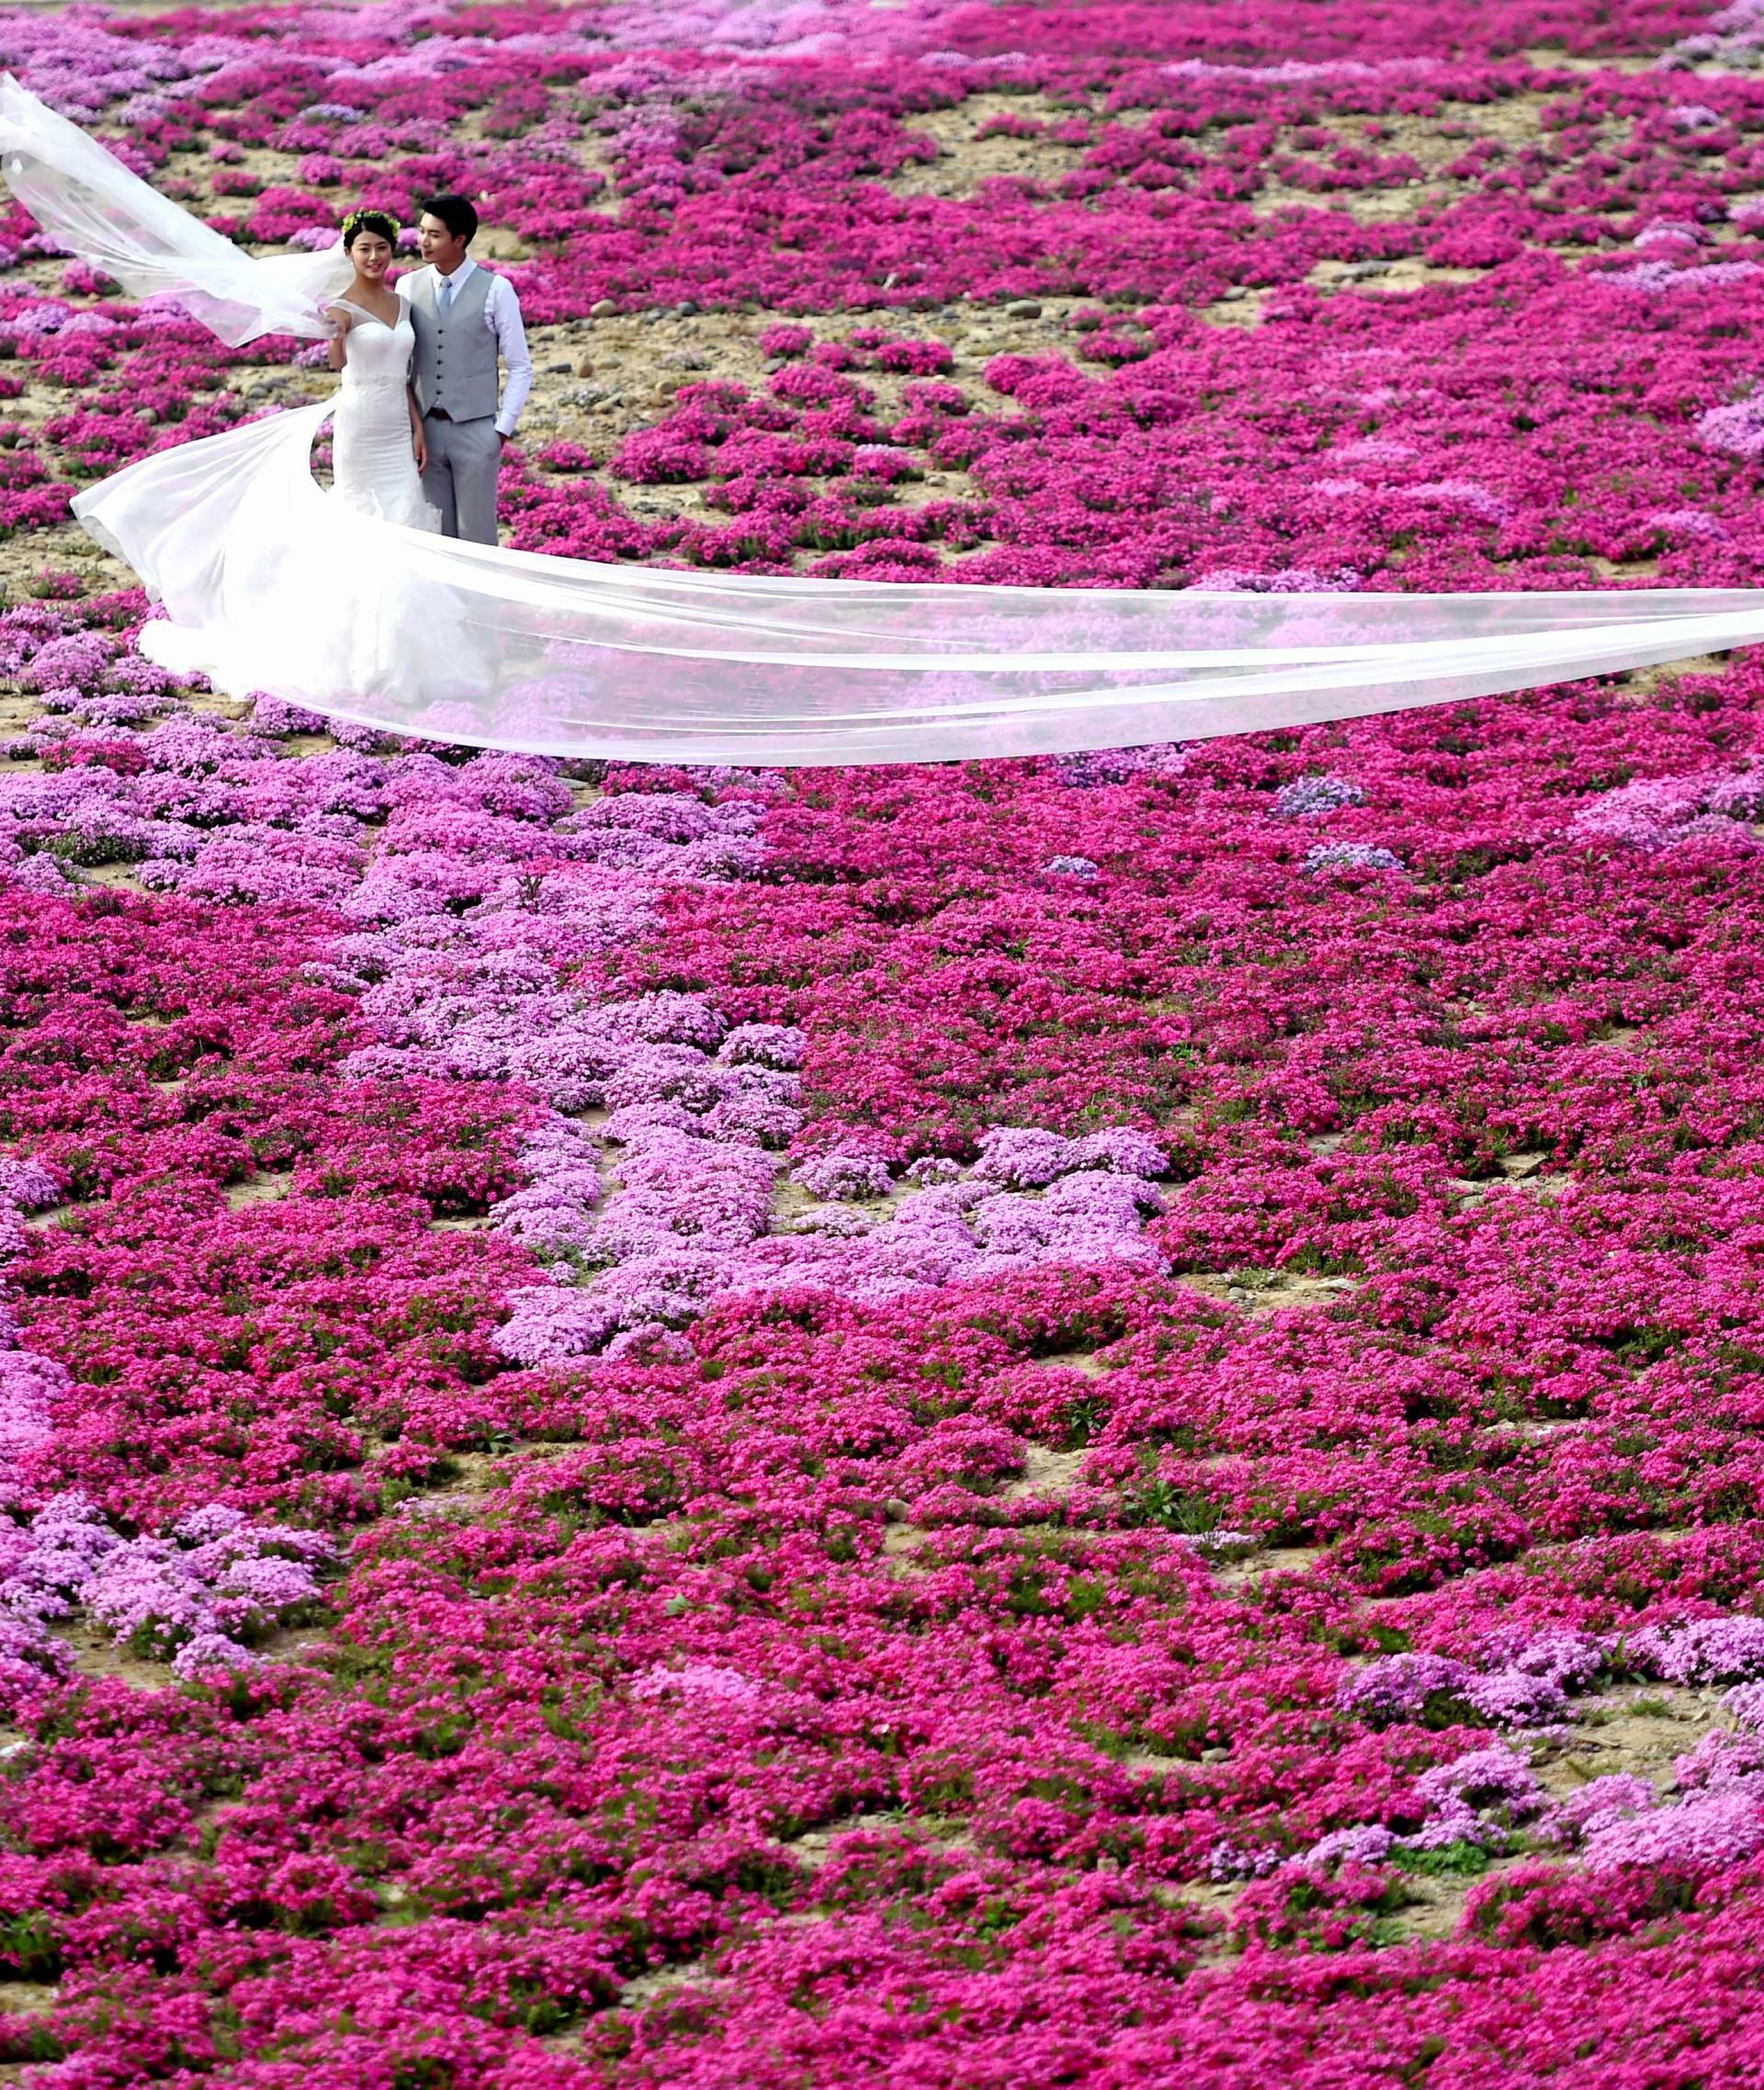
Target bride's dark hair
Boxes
[341,209,400,253]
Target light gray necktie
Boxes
[439,272,456,314]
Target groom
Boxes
[401,194,533,546]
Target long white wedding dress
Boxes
[329,298,437,534]
[5,73,1764,767]
[295,297,465,700]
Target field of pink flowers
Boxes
[5,0,1764,2081]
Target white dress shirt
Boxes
[401,256,534,437]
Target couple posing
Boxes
[328,196,532,546]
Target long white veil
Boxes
[6,73,1763,766]
[0,76,351,344]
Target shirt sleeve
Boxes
[489,276,534,437]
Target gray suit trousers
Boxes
[421,413,501,545]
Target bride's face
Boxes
[349,232,393,280]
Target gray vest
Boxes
[407,265,499,422]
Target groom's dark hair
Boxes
[421,193,479,245]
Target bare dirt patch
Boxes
[891,94,1096,200]
[1538,1682,1731,1795]
[1211,1542,1330,1590]
[224,1173,289,1211]
[51,1618,172,1692]
[1002,1443,1089,1501]
[1180,1267,1358,1315]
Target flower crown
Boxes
[340,207,400,244]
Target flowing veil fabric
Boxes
[6,73,1764,766]
[0,76,351,344]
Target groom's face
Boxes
[418,214,469,275]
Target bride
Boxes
[324,209,438,534]
[3,73,1763,767]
